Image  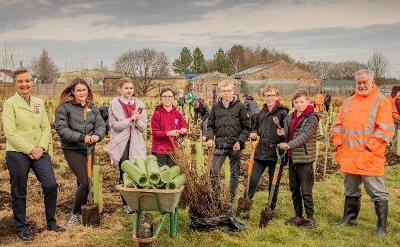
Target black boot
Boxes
[331,196,361,226]
[373,200,388,237]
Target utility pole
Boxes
[65,51,68,72]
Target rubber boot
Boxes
[331,196,361,226]
[373,200,388,237]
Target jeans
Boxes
[6,151,58,232]
[248,159,283,210]
[210,148,241,200]
[288,161,315,219]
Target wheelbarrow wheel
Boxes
[139,213,154,247]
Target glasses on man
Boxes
[263,94,276,98]
[161,95,174,99]
[220,89,233,94]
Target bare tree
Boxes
[114,48,170,96]
[368,50,389,85]
[0,42,21,71]
[30,48,59,84]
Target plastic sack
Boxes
[189,207,248,232]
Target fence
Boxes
[0,83,113,98]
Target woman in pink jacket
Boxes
[151,88,187,167]
[104,77,147,214]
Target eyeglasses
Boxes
[220,89,233,94]
[74,89,88,93]
[263,94,276,98]
[161,95,174,99]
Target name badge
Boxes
[33,103,41,114]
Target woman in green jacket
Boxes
[3,68,65,241]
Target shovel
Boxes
[259,147,287,228]
[236,136,260,219]
[82,144,100,226]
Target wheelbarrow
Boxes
[116,185,184,245]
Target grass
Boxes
[2,154,399,247]
[96,164,400,247]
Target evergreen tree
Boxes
[191,47,209,74]
[212,47,230,74]
[261,47,268,64]
[172,47,193,74]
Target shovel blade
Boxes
[82,203,100,226]
[259,208,274,228]
[236,197,253,219]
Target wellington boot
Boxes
[331,196,361,226]
[373,200,388,237]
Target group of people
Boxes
[314,91,331,112]
[235,84,320,229]
[2,69,188,241]
[202,69,395,236]
[2,67,397,242]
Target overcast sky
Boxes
[1,0,400,78]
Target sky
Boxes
[1,0,400,78]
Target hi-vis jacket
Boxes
[390,96,400,121]
[330,87,395,176]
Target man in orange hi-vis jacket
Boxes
[314,92,324,112]
[330,69,395,237]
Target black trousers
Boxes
[118,141,130,205]
[63,148,93,214]
[288,161,315,218]
[6,151,58,232]
[152,152,176,168]
[248,159,284,210]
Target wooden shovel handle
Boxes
[87,155,92,178]
[248,136,260,174]
[85,144,94,178]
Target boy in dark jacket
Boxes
[243,85,288,219]
[193,99,210,140]
[206,80,251,204]
[277,89,319,229]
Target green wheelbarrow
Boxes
[116,185,184,245]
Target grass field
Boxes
[3,158,399,247]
